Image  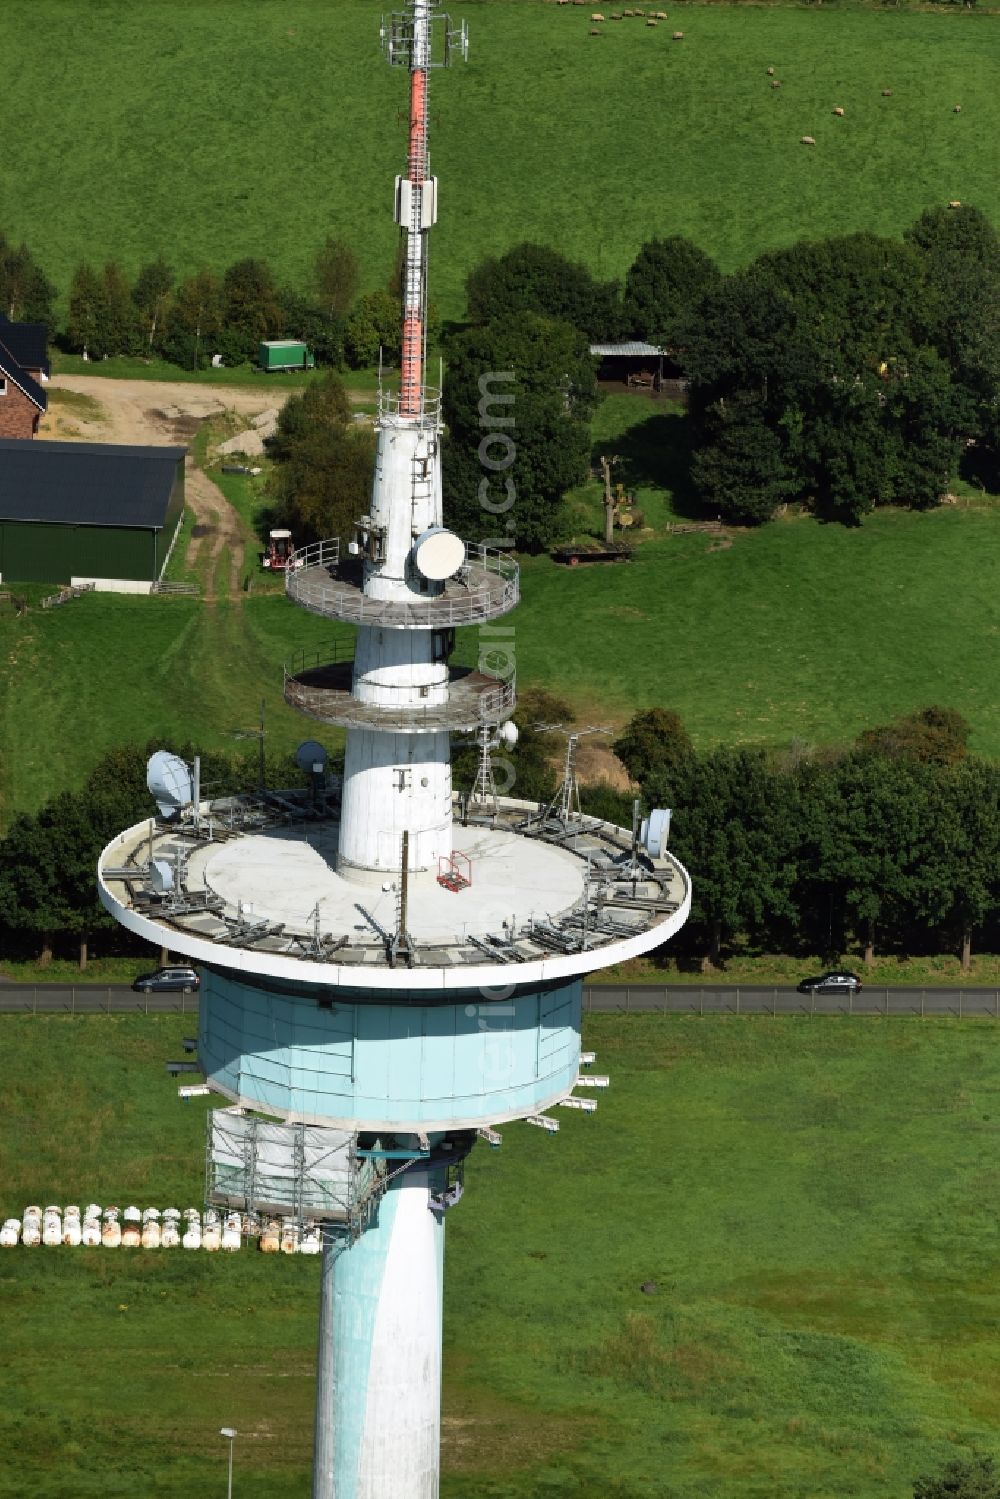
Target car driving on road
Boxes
[131,966,200,994]
[796,971,862,995]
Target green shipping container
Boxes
[258,341,315,372]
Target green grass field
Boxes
[1,2,998,319]
[4,1014,1000,1496]
[3,484,999,821]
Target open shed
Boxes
[0,438,185,589]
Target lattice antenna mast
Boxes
[382,2,468,416]
[537,725,612,826]
[470,724,499,816]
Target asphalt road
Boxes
[1,981,999,1018]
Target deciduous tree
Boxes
[132,258,174,351]
[613,708,693,787]
[314,235,361,322]
[623,236,720,347]
[466,242,621,341]
[442,312,596,551]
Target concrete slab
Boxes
[192,822,585,945]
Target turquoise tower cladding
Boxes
[198,967,583,1131]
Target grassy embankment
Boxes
[4,1014,1000,1497]
[0,2,997,322]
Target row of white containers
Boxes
[1,1205,323,1254]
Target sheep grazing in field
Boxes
[591,11,605,18]
[881,88,893,96]
[771,80,781,89]
[590,26,602,33]
[672,29,684,39]
[948,200,962,209]
[800,135,816,146]
[833,106,844,116]
[767,65,775,75]
[647,17,657,24]
[953,104,962,113]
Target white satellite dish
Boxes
[148,860,174,895]
[498,721,519,747]
[147,751,193,819]
[295,740,328,775]
[640,808,671,859]
[412,527,465,581]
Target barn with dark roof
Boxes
[0,438,185,589]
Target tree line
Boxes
[0,230,411,372]
[441,204,1000,538]
[473,694,1000,973]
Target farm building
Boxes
[0,314,50,384]
[589,340,687,398]
[0,438,185,590]
[0,330,47,439]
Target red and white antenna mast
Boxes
[382,2,468,415]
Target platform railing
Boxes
[285,538,519,628]
[377,384,442,429]
[283,657,517,731]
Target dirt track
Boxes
[39,376,289,596]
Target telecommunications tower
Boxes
[98,5,690,1495]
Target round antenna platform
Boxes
[147,751,193,819]
[640,808,671,859]
[295,740,329,774]
[412,527,464,581]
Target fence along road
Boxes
[2,983,1000,1018]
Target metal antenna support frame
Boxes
[537,725,612,828]
[381,8,469,69]
[470,723,499,818]
[232,698,267,792]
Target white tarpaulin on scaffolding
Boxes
[208,1112,360,1219]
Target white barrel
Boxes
[182,1222,202,1250]
[141,1221,161,1249]
[0,1219,21,1247]
[161,1221,180,1249]
[221,1214,242,1252]
[81,1218,101,1247]
[102,1219,122,1248]
[202,1221,221,1252]
[260,1219,281,1254]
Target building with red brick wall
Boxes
[0,336,46,439]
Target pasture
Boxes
[3,1013,1000,1496]
[0,2,997,317]
[2,479,999,822]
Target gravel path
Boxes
[39,376,291,597]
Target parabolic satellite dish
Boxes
[498,721,519,747]
[640,808,671,859]
[295,740,328,774]
[147,751,193,819]
[412,527,465,582]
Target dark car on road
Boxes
[132,966,200,994]
[796,971,862,995]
